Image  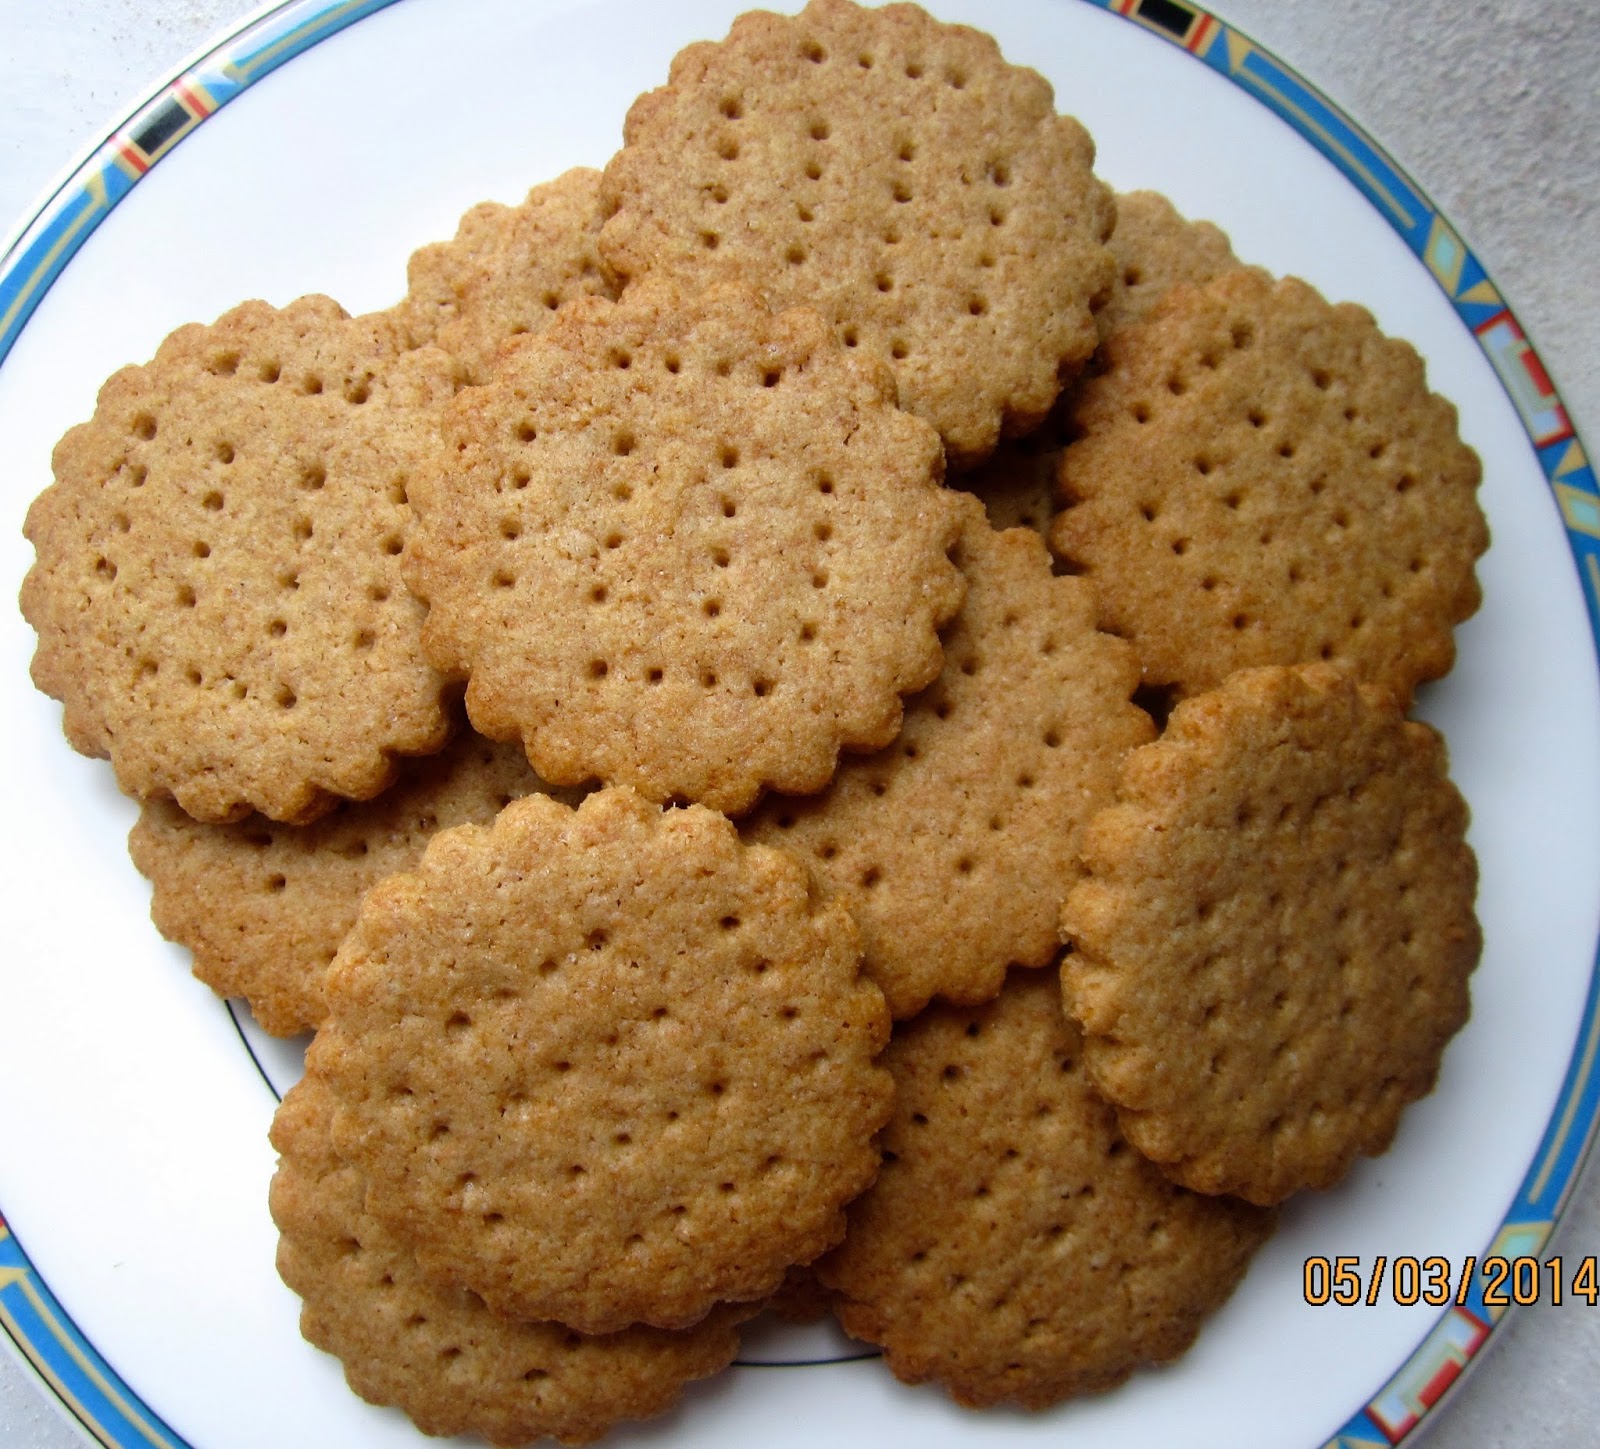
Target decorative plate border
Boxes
[0,0,399,366]
[1,0,1596,1446]
[1089,5,1600,1445]
[0,1214,188,1449]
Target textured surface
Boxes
[764,1265,835,1324]
[129,729,569,1037]
[744,492,1151,1019]
[2,3,1597,1446]
[963,188,1242,538]
[393,166,616,382]
[270,1075,750,1447]
[1051,269,1488,703]
[1062,665,1481,1205]
[404,277,963,814]
[21,296,461,822]
[962,440,1059,538]
[1213,4,1600,1437]
[599,0,1114,466]
[1095,190,1241,340]
[312,787,892,1334]
[820,970,1276,1408]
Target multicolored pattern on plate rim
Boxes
[0,1213,187,1448]
[1,1,1596,1446]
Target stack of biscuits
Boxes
[19,1,1487,1442]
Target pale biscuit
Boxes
[312,787,893,1334]
[395,167,616,382]
[599,0,1115,466]
[1061,664,1480,1205]
[403,278,964,815]
[819,970,1275,1408]
[1050,269,1488,703]
[744,493,1151,1019]
[129,729,572,1037]
[21,296,463,823]
[270,1075,751,1447]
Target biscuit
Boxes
[395,167,616,382]
[270,1075,751,1447]
[961,190,1239,536]
[403,278,964,815]
[129,729,573,1037]
[818,970,1275,1408]
[956,405,1069,539]
[21,296,463,823]
[312,786,893,1334]
[764,1265,835,1325]
[599,0,1115,467]
[744,493,1151,1019]
[1049,269,1488,702]
[1096,189,1240,340]
[1061,664,1480,1205]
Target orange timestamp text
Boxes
[1302,1254,1598,1308]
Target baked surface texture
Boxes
[21,295,461,823]
[395,166,616,382]
[1096,189,1241,340]
[598,0,1115,466]
[743,492,1152,1018]
[962,189,1241,536]
[129,729,567,1037]
[819,970,1275,1408]
[312,787,893,1333]
[1049,269,1488,703]
[1061,664,1481,1205]
[270,1075,750,1447]
[403,278,964,814]
[957,405,1068,540]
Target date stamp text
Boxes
[1302,1254,1598,1307]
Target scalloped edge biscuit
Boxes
[744,492,1152,1019]
[820,970,1275,1408]
[271,1074,753,1447]
[599,0,1114,466]
[129,729,573,1036]
[393,167,616,382]
[1050,270,1488,703]
[1061,664,1480,1204]
[313,787,894,1333]
[404,277,964,814]
[21,295,463,822]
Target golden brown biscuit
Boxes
[1050,269,1488,703]
[763,1265,836,1325]
[21,296,463,823]
[744,493,1151,1019]
[395,167,616,382]
[1061,664,1480,1205]
[129,729,574,1037]
[599,0,1115,466]
[312,787,893,1333]
[956,407,1069,538]
[270,1075,751,1447]
[403,278,964,815]
[1097,189,1240,339]
[819,970,1275,1408]
[961,190,1240,536]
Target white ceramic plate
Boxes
[2,2,1598,1447]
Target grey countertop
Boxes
[1,1,1596,1446]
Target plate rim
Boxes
[2,1,1597,1446]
